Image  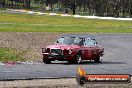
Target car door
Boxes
[82,39,97,60]
[82,45,94,60]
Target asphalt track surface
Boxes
[0,34,132,80]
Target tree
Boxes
[59,0,76,15]
[45,0,58,10]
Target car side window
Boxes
[74,38,83,45]
[84,39,97,46]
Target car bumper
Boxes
[42,53,74,61]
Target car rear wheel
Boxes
[94,57,100,63]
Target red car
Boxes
[42,35,104,64]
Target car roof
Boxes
[60,34,95,39]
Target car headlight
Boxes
[63,49,72,55]
[42,48,46,53]
[42,48,50,53]
[68,49,72,54]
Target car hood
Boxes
[45,44,81,50]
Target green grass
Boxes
[0,13,132,33]
[0,48,27,62]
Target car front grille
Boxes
[51,49,62,55]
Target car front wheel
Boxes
[43,58,51,64]
[75,53,82,64]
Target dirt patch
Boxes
[0,32,64,61]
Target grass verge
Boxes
[0,13,132,33]
[0,47,28,62]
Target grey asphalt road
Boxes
[0,34,132,80]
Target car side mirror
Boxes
[78,43,83,46]
[55,41,59,44]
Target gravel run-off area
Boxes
[0,32,63,62]
[0,78,132,88]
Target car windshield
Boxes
[84,39,97,46]
[57,37,83,45]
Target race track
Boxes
[0,34,132,80]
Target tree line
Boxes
[1,0,132,17]
[0,0,31,8]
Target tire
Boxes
[75,53,82,64]
[43,58,51,64]
[67,60,74,64]
[76,76,87,86]
[94,57,100,63]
